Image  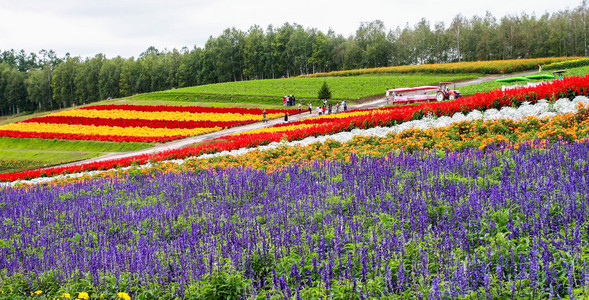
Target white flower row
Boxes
[4,96,588,187]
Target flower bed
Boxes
[0,105,295,143]
[2,141,589,298]
[2,75,589,182]
[184,102,589,172]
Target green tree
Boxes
[99,56,123,99]
[317,80,332,100]
[243,25,265,80]
[309,32,331,73]
[119,58,139,96]
[51,56,79,108]
[26,67,53,110]
[4,68,28,113]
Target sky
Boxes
[0,0,583,59]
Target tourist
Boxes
[298,102,302,113]
[262,109,267,123]
[308,102,313,114]
[316,106,322,115]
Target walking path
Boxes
[60,72,536,167]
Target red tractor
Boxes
[436,82,462,101]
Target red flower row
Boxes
[20,116,251,129]
[79,104,298,115]
[3,75,588,182]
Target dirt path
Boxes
[59,72,535,168]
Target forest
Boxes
[0,2,588,116]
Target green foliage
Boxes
[195,272,250,300]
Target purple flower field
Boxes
[1,141,589,299]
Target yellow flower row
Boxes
[52,109,283,122]
[0,122,220,137]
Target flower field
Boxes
[0,105,296,143]
[3,75,589,182]
[3,73,589,298]
[2,138,589,298]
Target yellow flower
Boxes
[52,109,270,122]
[62,293,71,298]
[77,292,89,300]
[0,122,219,138]
[117,292,131,300]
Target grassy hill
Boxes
[128,73,479,106]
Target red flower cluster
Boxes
[21,116,252,130]
[78,104,295,115]
[2,75,588,182]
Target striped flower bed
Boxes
[0,105,296,143]
[3,75,589,182]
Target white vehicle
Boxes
[385,85,439,105]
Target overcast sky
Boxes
[0,0,582,59]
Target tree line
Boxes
[1,1,588,116]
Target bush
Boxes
[317,81,332,100]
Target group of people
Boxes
[268,96,348,124]
[309,99,347,115]
[283,95,297,106]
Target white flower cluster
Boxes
[5,96,588,187]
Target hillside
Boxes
[129,73,478,105]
